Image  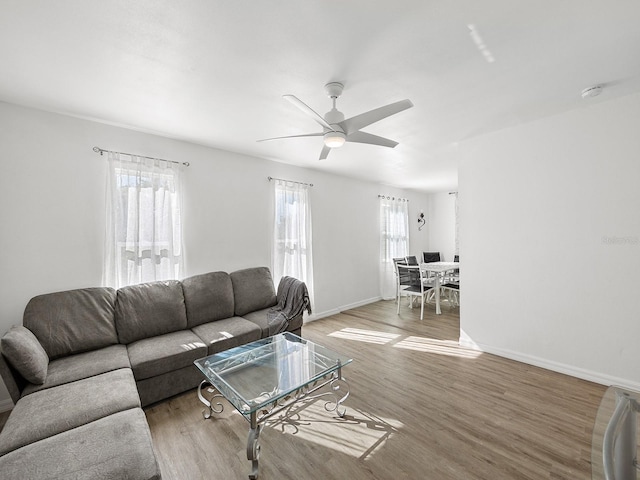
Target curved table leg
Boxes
[247,413,261,479]
[197,380,224,419]
[323,370,350,418]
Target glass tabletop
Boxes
[194,332,352,417]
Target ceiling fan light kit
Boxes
[324,131,346,148]
[581,85,603,99]
[258,81,413,160]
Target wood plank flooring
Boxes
[144,300,607,480]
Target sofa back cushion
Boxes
[115,280,187,344]
[230,267,277,316]
[23,287,118,360]
[182,272,235,328]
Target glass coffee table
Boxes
[194,332,352,479]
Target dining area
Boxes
[394,252,460,320]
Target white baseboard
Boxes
[306,296,382,323]
[0,398,14,413]
[459,335,640,392]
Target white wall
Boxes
[458,92,640,389]
[427,191,457,262]
[0,101,429,406]
[406,191,431,261]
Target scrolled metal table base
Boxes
[198,370,350,479]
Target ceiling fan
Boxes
[258,82,413,160]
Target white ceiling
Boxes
[2,1,640,192]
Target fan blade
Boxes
[319,145,331,160]
[339,99,413,135]
[284,95,335,132]
[346,131,399,148]
[257,132,323,142]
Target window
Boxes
[379,196,409,299]
[104,152,184,288]
[272,179,314,308]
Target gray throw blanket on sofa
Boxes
[266,276,312,335]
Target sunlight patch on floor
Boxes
[393,336,481,358]
[326,328,480,358]
[268,406,403,460]
[328,328,401,344]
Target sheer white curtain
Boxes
[104,152,184,288]
[379,196,409,300]
[272,179,314,308]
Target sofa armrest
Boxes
[0,351,24,405]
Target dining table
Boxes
[420,261,459,314]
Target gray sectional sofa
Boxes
[0,267,308,480]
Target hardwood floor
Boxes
[144,300,606,479]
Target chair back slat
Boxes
[396,264,414,287]
[396,264,431,289]
[422,252,441,263]
[405,255,419,266]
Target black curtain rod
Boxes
[93,146,190,167]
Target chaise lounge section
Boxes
[0,266,309,480]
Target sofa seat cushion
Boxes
[115,280,188,344]
[182,271,235,328]
[0,408,160,480]
[230,267,277,316]
[0,368,140,455]
[242,308,304,337]
[127,329,207,381]
[0,325,49,384]
[23,287,118,359]
[21,344,130,396]
[136,364,204,407]
[192,316,262,355]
